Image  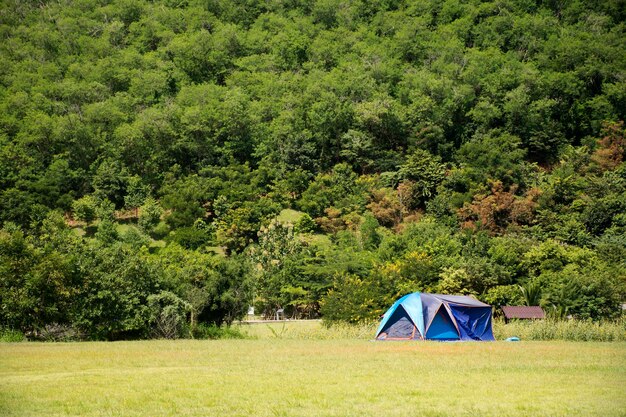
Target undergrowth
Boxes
[493,318,625,342]
[0,328,25,342]
[240,321,377,340]
[192,323,248,340]
[3,319,624,342]
[242,319,625,341]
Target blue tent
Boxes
[375,293,495,341]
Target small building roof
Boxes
[501,306,545,319]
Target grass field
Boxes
[1,323,625,417]
[275,208,305,223]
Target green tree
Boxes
[72,244,159,340]
[72,195,98,224]
[138,197,163,232]
[147,291,190,339]
[92,159,129,209]
[359,212,381,250]
[294,213,316,234]
[124,175,149,217]
[249,221,303,317]
[397,149,446,209]
[161,174,207,229]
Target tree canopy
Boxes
[0,0,624,338]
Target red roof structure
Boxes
[501,306,545,322]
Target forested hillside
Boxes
[1,0,625,340]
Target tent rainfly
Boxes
[376,292,495,341]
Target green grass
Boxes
[239,320,375,340]
[245,319,626,341]
[276,208,305,223]
[298,233,332,248]
[1,323,625,417]
[493,318,626,341]
[114,223,167,250]
[115,223,134,234]
[274,208,333,248]
[205,246,226,256]
[149,239,167,249]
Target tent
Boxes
[375,292,495,341]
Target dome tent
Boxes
[375,292,495,341]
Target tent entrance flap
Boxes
[425,306,459,340]
[449,305,495,341]
[377,305,419,340]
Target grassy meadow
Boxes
[2,322,625,417]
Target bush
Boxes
[482,285,523,308]
[95,220,119,244]
[540,263,624,320]
[147,291,190,339]
[0,328,25,342]
[121,226,151,249]
[397,149,446,209]
[138,197,163,232]
[193,323,247,339]
[26,324,84,342]
[72,195,98,223]
[167,226,210,250]
[320,272,389,324]
[294,213,316,233]
[151,221,170,240]
[359,212,381,250]
[71,244,160,340]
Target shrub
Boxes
[138,197,163,232]
[436,256,507,296]
[482,285,523,308]
[359,212,381,250]
[27,324,84,342]
[121,226,151,249]
[193,323,247,339]
[72,195,98,223]
[71,244,160,340]
[320,272,393,324]
[147,291,190,339]
[519,281,542,306]
[294,213,316,233]
[95,220,119,244]
[367,187,404,228]
[151,221,170,240]
[541,263,624,320]
[0,328,25,342]
[167,226,209,250]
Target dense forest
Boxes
[0,0,624,340]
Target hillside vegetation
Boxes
[0,0,625,339]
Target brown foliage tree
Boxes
[315,207,346,233]
[591,121,625,172]
[366,188,404,228]
[458,181,540,234]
